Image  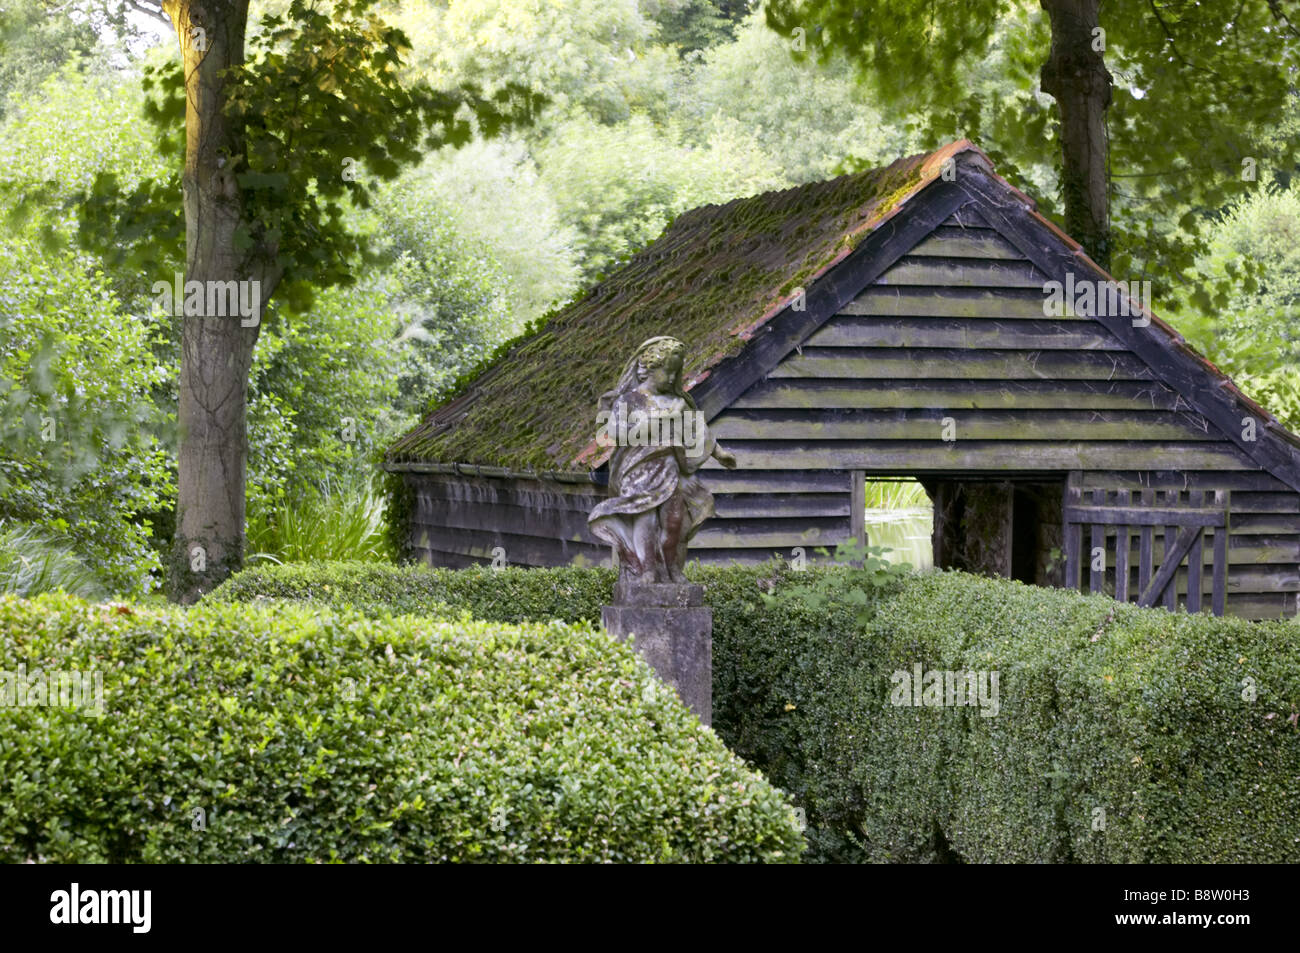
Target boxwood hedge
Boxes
[210,561,1300,863]
[0,593,802,863]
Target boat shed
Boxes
[385,141,1300,619]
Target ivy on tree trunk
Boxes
[1040,0,1113,271]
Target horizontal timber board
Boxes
[1227,492,1300,514]
[1096,564,1300,594]
[690,529,1291,564]
[415,500,596,540]
[807,316,1126,350]
[843,286,1075,319]
[1072,505,1296,535]
[876,257,1047,288]
[706,440,1255,471]
[711,408,1217,442]
[1074,470,1292,493]
[1227,513,1300,534]
[1222,592,1298,619]
[1095,534,1298,564]
[1065,504,1225,527]
[692,517,851,548]
[696,469,852,493]
[730,379,1190,412]
[413,526,606,566]
[905,228,1025,260]
[713,493,851,519]
[413,477,603,511]
[415,488,601,517]
[768,348,1157,381]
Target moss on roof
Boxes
[386,141,975,470]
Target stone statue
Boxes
[588,336,737,585]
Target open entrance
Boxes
[862,477,934,570]
[920,478,1065,586]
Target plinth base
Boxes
[602,595,712,726]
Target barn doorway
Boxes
[921,479,1065,586]
[862,478,933,570]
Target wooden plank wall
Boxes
[712,210,1243,473]
[407,472,610,569]
[406,206,1299,618]
[703,207,1300,618]
[406,469,857,571]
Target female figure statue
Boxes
[588,336,737,584]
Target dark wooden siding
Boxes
[403,207,1300,619]
[1069,470,1300,620]
[404,468,858,570]
[699,210,1300,618]
[406,472,609,569]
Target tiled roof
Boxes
[386,141,977,469]
[386,138,1300,481]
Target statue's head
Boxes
[598,335,695,416]
[636,336,686,391]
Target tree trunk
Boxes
[1040,0,1113,271]
[163,0,276,602]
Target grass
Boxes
[863,479,931,510]
[0,521,105,599]
[246,473,392,564]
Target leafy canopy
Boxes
[76,0,540,311]
[764,0,1300,311]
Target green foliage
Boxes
[764,0,1300,309]
[79,0,541,313]
[246,474,392,564]
[0,0,103,118]
[209,560,613,620]
[862,479,930,510]
[743,570,1300,863]
[376,138,579,328]
[245,283,400,501]
[680,9,918,183]
[1172,182,1300,430]
[646,0,750,56]
[407,0,674,127]
[538,112,786,285]
[212,561,1300,862]
[760,539,910,626]
[0,592,801,862]
[0,238,173,594]
[0,521,105,599]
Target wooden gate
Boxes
[1063,473,1231,615]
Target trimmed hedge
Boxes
[210,560,614,622]
[210,561,1300,862]
[0,593,802,863]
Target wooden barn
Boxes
[385,141,1300,620]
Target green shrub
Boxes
[0,593,801,863]
[769,572,1300,863]
[210,560,1300,862]
[209,559,613,620]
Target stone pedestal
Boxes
[602,582,712,725]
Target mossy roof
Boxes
[387,140,975,471]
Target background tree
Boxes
[764,0,1300,290]
[78,0,534,600]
